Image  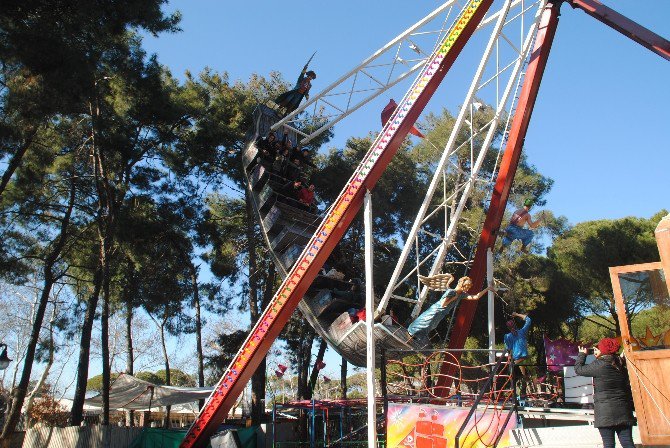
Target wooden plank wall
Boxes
[22,426,144,448]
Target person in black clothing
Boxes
[285,157,303,183]
[575,337,635,448]
[282,132,294,157]
[255,131,278,166]
[256,131,276,152]
[273,147,289,175]
[298,147,316,168]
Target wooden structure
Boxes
[609,213,670,446]
[22,426,143,448]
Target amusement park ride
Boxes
[181,1,670,447]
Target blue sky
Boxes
[138,1,670,383]
[143,0,670,224]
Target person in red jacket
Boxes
[298,183,316,210]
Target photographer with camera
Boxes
[575,338,635,448]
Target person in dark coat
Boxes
[255,131,278,166]
[285,157,303,183]
[575,337,636,448]
[275,66,316,115]
[273,147,289,175]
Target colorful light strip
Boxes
[181,1,484,445]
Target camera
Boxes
[586,348,595,355]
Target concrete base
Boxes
[508,425,645,448]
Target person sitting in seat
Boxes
[290,181,303,202]
[298,147,316,169]
[282,131,294,155]
[255,131,277,166]
[275,65,317,115]
[286,157,303,183]
[256,131,276,152]
[407,275,494,343]
[298,183,316,211]
[379,308,400,327]
[273,147,289,175]
[333,278,363,303]
[322,267,345,280]
[276,180,301,205]
[501,199,543,253]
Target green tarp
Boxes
[130,426,257,448]
[236,426,257,448]
[129,428,188,448]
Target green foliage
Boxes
[576,315,617,343]
[630,305,670,337]
[135,371,162,385]
[0,0,180,117]
[88,370,195,388]
[154,369,196,387]
[549,211,667,322]
[205,329,249,384]
[198,195,247,280]
[86,373,121,393]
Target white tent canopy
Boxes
[85,373,213,411]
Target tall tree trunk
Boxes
[70,267,103,425]
[340,357,348,400]
[24,303,57,428]
[1,177,75,440]
[307,339,327,399]
[0,127,37,199]
[101,239,111,425]
[297,329,315,400]
[125,301,134,426]
[296,328,315,441]
[250,262,276,425]
[245,192,260,318]
[189,262,205,410]
[159,318,171,428]
[610,304,621,337]
[88,91,120,429]
[245,192,263,423]
[251,357,267,425]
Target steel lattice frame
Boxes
[181,0,670,445]
[271,0,533,144]
[181,1,495,446]
[376,0,547,319]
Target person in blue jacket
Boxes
[504,312,531,399]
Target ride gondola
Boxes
[242,104,426,366]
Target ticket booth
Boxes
[609,214,670,446]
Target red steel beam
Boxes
[567,0,670,62]
[180,1,494,446]
[436,0,562,394]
